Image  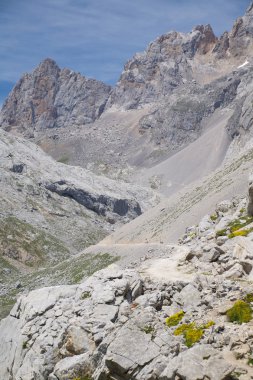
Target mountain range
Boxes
[1,2,253,380]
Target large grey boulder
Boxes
[104,324,160,378]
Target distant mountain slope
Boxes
[1,3,253,178]
[0,129,158,318]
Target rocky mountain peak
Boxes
[36,57,60,74]
[0,59,111,135]
[35,58,59,72]
[192,24,217,54]
[246,1,253,14]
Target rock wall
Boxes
[0,59,111,135]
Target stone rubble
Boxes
[2,193,253,379]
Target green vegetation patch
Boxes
[141,325,155,334]
[228,216,253,233]
[210,213,218,221]
[165,311,185,327]
[184,327,204,348]
[216,215,253,239]
[226,300,252,324]
[244,293,253,303]
[0,216,69,267]
[216,229,227,237]
[173,321,214,348]
[80,291,91,300]
[228,228,253,239]
[0,294,17,320]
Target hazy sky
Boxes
[0,0,250,104]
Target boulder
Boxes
[160,344,234,380]
[105,324,160,377]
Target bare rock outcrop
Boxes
[2,193,253,379]
[0,58,111,135]
[107,25,217,110]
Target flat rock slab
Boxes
[106,325,160,376]
[138,256,194,283]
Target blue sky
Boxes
[0,0,250,104]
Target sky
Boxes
[0,0,250,104]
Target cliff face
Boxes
[0,58,111,135]
[107,24,217,109]
[107,2,253,110]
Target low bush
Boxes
[165,311,185,327]
[226,300,252,324]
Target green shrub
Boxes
[174,323,203,347]
[228,229,249,239]
[216,229,227,237]
[210,213,218,221]
[142,325,155,334]
[245,293,253,303]
[201,321,215,329]
[165,311,185,327]
[173,321,214,347]
[174,323,195,336]
[226,300,252,324]
[80,291,91,300]
[184,327,204,348]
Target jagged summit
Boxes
[0,58,111,134]
[246,1,253,14]
[36,57,59,72]
[1,2,253,131]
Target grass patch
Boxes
[0,294,17,320]
[165,311,185,327]
[141,325,155,334]
[229,216,253,232]
[0,216,69,267]
[216,216,253,239]
[0,252,119,320]
[216,229,227,237]
[226,300,252,324]
[228,227,253,239]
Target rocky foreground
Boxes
[2,185,253,379]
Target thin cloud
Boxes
[0,0,250,102]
